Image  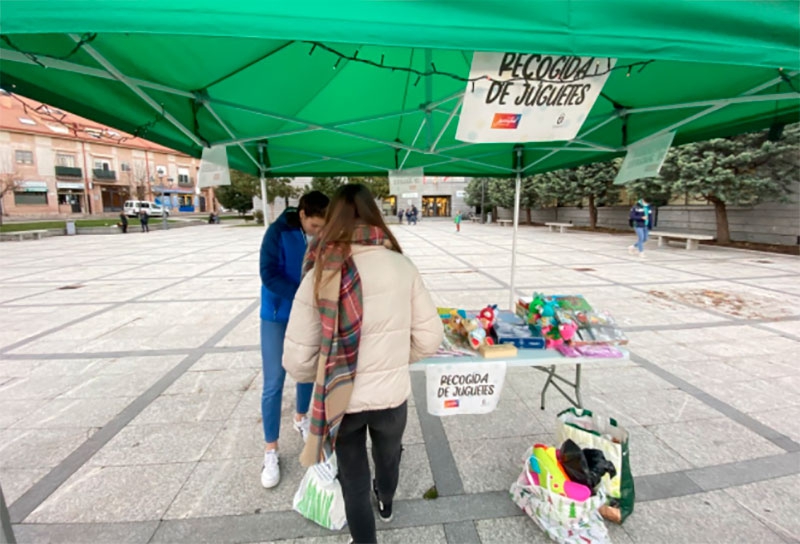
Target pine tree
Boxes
[658,124,798,244]
[307,176,345,198]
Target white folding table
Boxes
[412,348,630,410]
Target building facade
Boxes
[0,93,216,219]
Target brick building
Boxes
[0,92,217,219]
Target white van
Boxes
[123,200,169,218]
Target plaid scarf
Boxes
[299,225,389,467]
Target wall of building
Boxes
[495,183,800,246]
[0,130,208,218]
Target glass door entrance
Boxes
[422,196,451,217]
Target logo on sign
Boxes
[444,399,460,408]
[491,113,522,129]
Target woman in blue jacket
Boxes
[259,190,329,488]
[628,198,654,257]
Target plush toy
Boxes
[559,319,579,343]
[447,309,468,336]
[463,318,494,350]
[528,293,547,323]
[477,304,498,331]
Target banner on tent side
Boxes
[456,53,616,143]
[614,131,676,185]
[198,145,231,188]
[425,361,506,416]
[388,167,424,195]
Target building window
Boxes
[177,167,191,184]
[93,158,112,171]
[14,191,48,205]
[120,162,131,172]
[56,153,76,167]
[15,150,33,164]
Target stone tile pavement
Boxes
[1,220,799,543]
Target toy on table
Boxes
[477,304,498,331]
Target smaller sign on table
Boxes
[425,361,507,416]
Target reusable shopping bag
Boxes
[292,455,347,530]
[509,447,610,544]
[556,407,635,523]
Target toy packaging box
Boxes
[494,311,545,349]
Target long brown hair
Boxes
[313,184,402,297]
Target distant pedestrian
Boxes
[628,198,653,256]
[410,205,419,224]
[119,212,128,234]
[139,209,150,233]
[454,211,462,233]
[397,208,404,224]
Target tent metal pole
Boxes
[522,114,621,173]
[424,90,465,111]
[0,49,195,98]
[68,34,204,148]
[204,104,260,170]
[205,97,515,172]
[509,146,523,310]
[399,118,427,170]
[215,108,421,147]
[258,143,269,226]
[430,97,463,152]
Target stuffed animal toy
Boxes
[463,318,494,350]
[478,304,498,331]
[559,319,579,343]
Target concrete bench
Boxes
[470,216,481,223]
[651,231,714,250]
[2,229,48,241]
[497,219,513,227]
[545,222,573,233]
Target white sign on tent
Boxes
[456,53,616,143]
[614,131,676,185]
[198,145,231,188]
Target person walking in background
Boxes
[454,210,462,233]
[397,208,404,224]
[139,209,149,233]
[119,211,128,234]
[405,208,412,225]
[628,198,654,257]
[259,190,330,489]
[284,184,443,544]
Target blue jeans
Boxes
[635,226,649,252]
[260,319,314,443]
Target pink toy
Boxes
[559,320,579,342]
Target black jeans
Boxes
[335,402,407,544]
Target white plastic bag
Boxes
[292,455,347,530]
[509,449,610,544]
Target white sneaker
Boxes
[293,416,310,442]
[261,450,280,488]
[639,251,646,259]
[628,245,636,255]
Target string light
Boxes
[1,33,97,68]
[305,41,654,86]
[5,91,163,144]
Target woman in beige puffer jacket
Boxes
[283,184,442,544]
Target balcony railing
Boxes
[177,176,193,186]
[55,166,83,179]
[93,169,117,181]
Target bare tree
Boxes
[132,159,149,200]
[0,152,22,227]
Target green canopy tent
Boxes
[1,0,799,305]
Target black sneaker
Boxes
[372,479,393,522]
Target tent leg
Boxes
[509,148,522,310]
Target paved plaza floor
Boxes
[1,220,799,544]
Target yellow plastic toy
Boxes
[533,444,569,496]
